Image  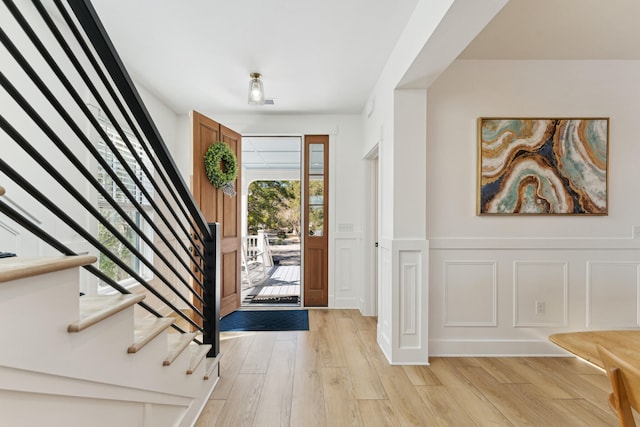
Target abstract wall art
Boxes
[478,118,609,215]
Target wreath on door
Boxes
[204,142,238,196]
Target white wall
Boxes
[363,0,457,239]
[427,59,640,356]
[360,0,457,364]
[361,0,508,363]
[130,84,193,314]
[137,84,179,152]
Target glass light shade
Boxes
[248,73,265,105]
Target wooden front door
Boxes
[192,111,242,317]
[303,135,329,306]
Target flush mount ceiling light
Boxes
[248,72,265,105]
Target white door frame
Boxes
[362,143,379,316]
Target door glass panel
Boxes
[309,144,324,174]
[308,176,324,205]
[304,135,329,306]
[308,206,324,237]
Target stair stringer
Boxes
[0,257,219,427]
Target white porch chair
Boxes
[241,238,267,288]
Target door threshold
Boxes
[237,305,303,311]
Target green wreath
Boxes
[204,142,238,188]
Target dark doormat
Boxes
[220,310,309,332]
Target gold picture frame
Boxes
[477,118,609,215]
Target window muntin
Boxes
[96,119,153,287]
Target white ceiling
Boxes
[87,0,640,170]
[458,0,640,60]
[87,0,640,121]
[90,0,419,115]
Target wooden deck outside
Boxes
[242,265,301,305]
[242,238,301,306]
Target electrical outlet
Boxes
[535,301,545,315]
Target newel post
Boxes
[203,222,220,357]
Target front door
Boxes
[192,111,242,317]
[303,135,328,306]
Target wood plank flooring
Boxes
[195,309,623,427]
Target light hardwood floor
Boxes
[195,309,622,427]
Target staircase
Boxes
[1,2,223,424]
[0,255,220,427]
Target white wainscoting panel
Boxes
[0,219,19,253]
[387,239,428,364]
[338,247,352,291]
[430,244,640,356]
[444,261,497,326]
[377,238,429,364]
[332,235,361,308]
[513,261,568,327]
[587,261,640,328]
[0,198,43,256]
[399,250,420,348]
[1,195,43,227]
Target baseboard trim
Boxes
[330,296,359,309]
[429,338,571,357]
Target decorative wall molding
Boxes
[331,235,362,308]
[513,260,568,328]
[0,219,19,255]
[586,260,640,328]
[430,247,640,356]
[377,238,429,364]
[430,237,640,250]
[0,219,19,236]
[333,232,362,240]
[2,195,43,225]
[398,251,420,348]
[443,260,497,327]
[0,196,49,256]
[401,262,417,335]
[337,247,352,292]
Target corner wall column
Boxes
[377,89,429,364]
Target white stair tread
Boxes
[0,255,96,284]
[164,332,197,366]
[187,343,212,375]
[128,317,175,353]
[203,353,222,380]
[68,294,145,333]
